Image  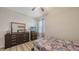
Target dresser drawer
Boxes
[23,39,26,42]
[11,42,17,46]
[12,37,17,39]
[5,32,29,48]
[11,35,17,39]
[11,39,16,41]
[11,34,16,37]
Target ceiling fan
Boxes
[32,7,45,12]
[32,7,48,16]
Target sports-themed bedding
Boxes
[33,38,79,51]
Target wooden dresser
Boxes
[31,31,38,41]
[5,32,29,48]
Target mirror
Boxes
[11,22,26,33]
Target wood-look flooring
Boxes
[0,41,34,51]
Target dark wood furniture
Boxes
[5,22,38,49]
[5,32,29,48]
[31,31,38,41]
[5,22,29,49]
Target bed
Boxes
[33,38,79,51]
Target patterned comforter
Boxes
[33,38,79,51]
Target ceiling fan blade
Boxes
[32,7,36,11]
[41,7,44,12]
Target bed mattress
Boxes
[33,38,79,51]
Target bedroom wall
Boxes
[45,7,79,40]
[0,7,36,48]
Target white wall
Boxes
[45,7,79,40]
[0,8,36,48]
